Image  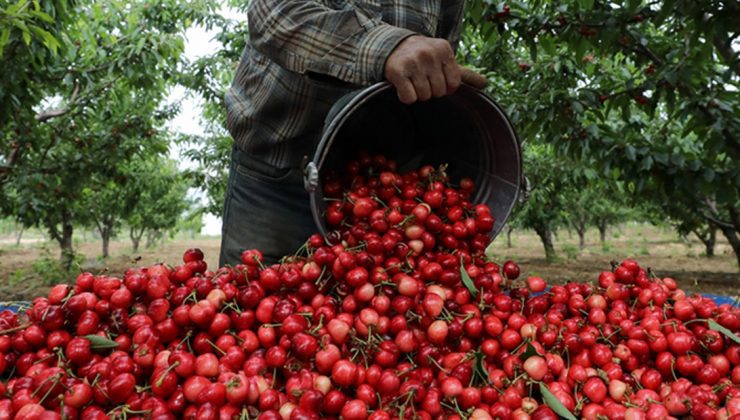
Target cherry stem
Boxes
[0,322,32,335]
[155,361,180,387]
[37,374,62,405]
[205,339,227,356]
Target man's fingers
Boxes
[411,73,432,102]
[428,67,448,98]
[394,78,417,104]
[442,60,462,95]
[393,67,486,104]
[460,67,488,89]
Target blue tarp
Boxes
[0,294,737,314]
[703,294,739,307]
[0,301,30,313]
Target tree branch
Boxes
[35,84,80,122]
[728,205,740,231]
[47,224,61,243]
[0,140,22,185]
[700,213,734,229]
[700,197,735,229]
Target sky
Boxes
[166,9,245,236]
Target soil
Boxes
[0,224,737,302]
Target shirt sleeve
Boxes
[247,0,417,86]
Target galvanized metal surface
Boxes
[305,81,523,240]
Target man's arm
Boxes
[248,0,415,86]
[248,0,487,103]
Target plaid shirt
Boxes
[225,0,466,171]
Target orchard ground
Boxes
[0,223,737,302]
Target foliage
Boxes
[0,0,68,132]
[177,206,206,238]
[126,159,191,253]
[176,2,248,216]
[81,152,190,258]
[463,0,739,268]
[177,103,233,216]
[507,144,571,261]
[30,249,84,285]
[1,0,216,263]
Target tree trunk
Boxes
[102,218,116,258]
[130,226,144,253]
[693,226,716,258]
[572,218,587,250]
[534,226,557,261]
[60,223,74,269]
[14,228,23,246]
[49,221,75,270]
[506,226,513,248]
[706,227,716,257]
[597,219,608,244]
[145,229,161,249]
[101,227,110,258]
[718,227,740,272]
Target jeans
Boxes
[219,147,317,266]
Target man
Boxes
[220,0,487,266]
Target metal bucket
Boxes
[304,81,523,239]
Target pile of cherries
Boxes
[0,153,739,420]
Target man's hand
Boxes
[384,35,488,104]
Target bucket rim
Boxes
[305,81,523,239]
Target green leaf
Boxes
[638,156,653,171]
[7,0,27,14]
[653,153,668,165]
[540,383,578,420]
[29,10,54,23]
[84,335,120,349]
[628,0,642,13]
[521,342,542,360]
[473,351,490,385]
[625,145,636,161]
[574,38,589,64]
[28,25,59,54]
[579,0,594,10]
[540,35,555,56]
[0,29,10,54]
[460,256,478,298]
[708,320,740,345]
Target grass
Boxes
[0,223,738,300]
[486,223,738,295]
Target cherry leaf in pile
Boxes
[708,319,740,345]
[460,256,478,298]
[539,382,577,420]
[84,335,120,349]
[473,350,490,386]
[520,342,542,360]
